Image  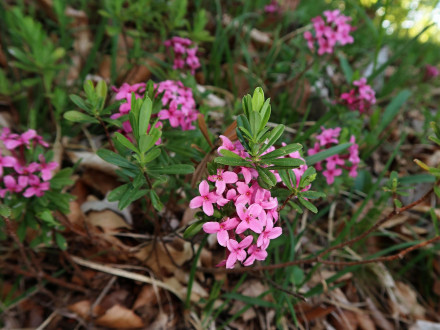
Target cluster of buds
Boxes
[304,10,354,55]
[308,127,360,184]
[190,135,310,269]
[111,80,198,135]
[340,78,376,113]
[0,128,57,198]
[164,37,201,75]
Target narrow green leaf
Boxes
[55,232,68,250]
[214,157,253,167]
[218,149,242,159]
[300,191,326,199]
[108,184,130,202]
[265,158,304,168]
[260,143,302,159]
[256,166,277,188]
[139,97,152,135]
[147,164,194,175]
[259,99,271,131]
[298,197,317,213]
[97,149,138,169]
[64,110,99,124]
[260,125,284,153]
[305,143,351,166]
[114,132,138,153]
[143,147,161,163]
[69,94,90,112]
[249,111,261,138]
[150,190,163,211]
[251,87,265,113]
[183,220,206,239]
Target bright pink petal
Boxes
[203,222,220,234]
[202,201,214,216]
[189,196,204,208]
[199,180,210,196]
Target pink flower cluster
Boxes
[425,65,439,80]
[308,127,360,185]
[164,37,201,75]
[0,128,57,198]
[340,78,376,113]
[304,10,354,55]
[264,0,280,14]
[190,136,310,269]
[111,80,198,135]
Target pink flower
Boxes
[243,244,268,266]
[208,169,238,194]
[305,11,354,55]
[226,235,253,269]
[341,78,376,113]
[323,166,342,184]
[316,126,341,146]
[112,83,145,101]
[0,155,16,177]
[189,180,218,216]
[2,175,28,194]
[203,217,239,246]
[235,182,254,205]
[38,154,58,181]
[4,129,37,150]
[264,0,280,14]
[235,203,265,234]
[257,218,282,249]
[23,175,50,198]
[425,65,439,79]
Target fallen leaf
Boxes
[95,304,144,328]
[86,209,131,233]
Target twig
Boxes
[97,117,116,152]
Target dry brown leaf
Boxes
[329,310,358,330]
[409,320,440,330]
[68,300,102,320]
[356,312,376,330]
[391,281,425,319]
[86,210,131,233]
[133,285,159,310]
[95,304,144,328]
[135,238,193,274]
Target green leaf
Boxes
[298,197,317,213]
[242,94,252,117]
[150,190,163,211]
[259,99,271,131]
[96,80,107,101]
[260,125,285,153]
[338,54,353,83]
[300,191,326,199]
[218,149,242,159]
[108,184,130,202]
[214,157,253,167]
[249,111,261,138]
[139,97,153,135]
[50,168,74,189]
[143,147,161,163]
[70,94,90,112]
[118,187,148,209]
[251,87,265,113]
[183,220,206,239]
[64,110,99,124]
[377,90,411,135]
[278,169,293,190]
[55,232,67,250]
[114,132,138,153]
[97,149,138,169]
[139,134,155,154]
[38,210,58,226]
[256,166,277,188]
[0,204,11,217]
[261,144,302,160]
[147,164,194,175]
[265,157,304,168]
[305,143,351,166]
[289,201,303,214]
